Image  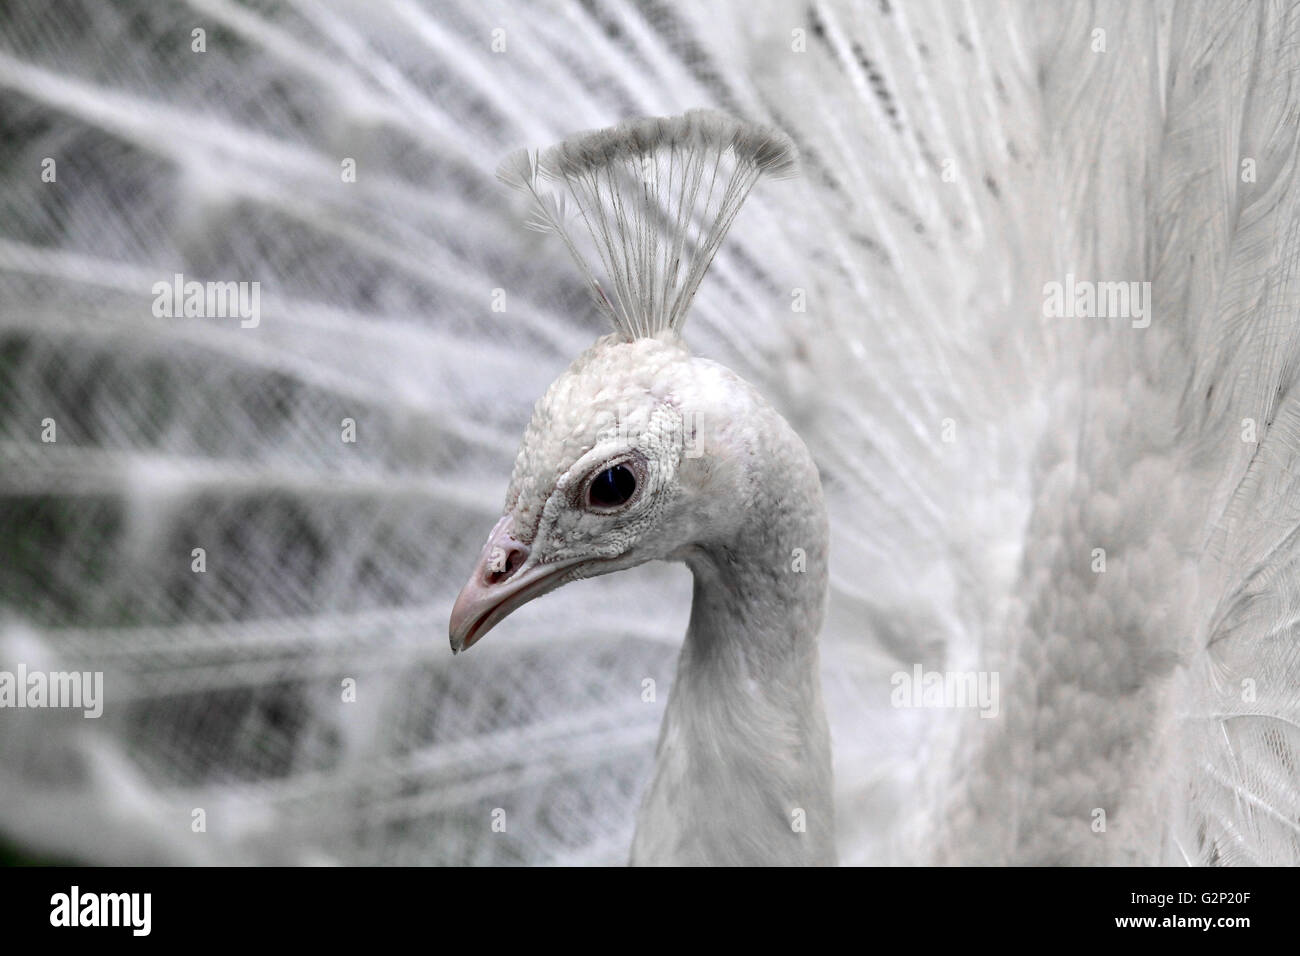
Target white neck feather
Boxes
[630,411,835,865]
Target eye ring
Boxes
[585,462,639,511]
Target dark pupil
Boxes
[589,465,636,507]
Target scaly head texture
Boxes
[496,109,797,340]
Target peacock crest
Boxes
[496,109,797,340]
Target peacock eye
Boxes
[586,464,637,509]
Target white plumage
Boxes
[1,0,1298,866]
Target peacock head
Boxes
[450,109,797,652]
[449,329,758,652]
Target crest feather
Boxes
[496,109,797,340]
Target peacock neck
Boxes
[630,417,836,865]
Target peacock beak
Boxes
[448,515,584,653]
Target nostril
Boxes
[484,543,528,585]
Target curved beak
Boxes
[448,516,584,653]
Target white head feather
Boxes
[496,109,797,340]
